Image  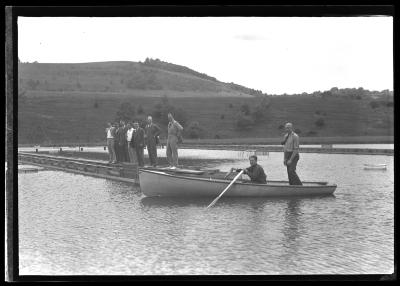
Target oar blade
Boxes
[206,198,218,209]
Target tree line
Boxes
[267,87,393,99]
[143,58,217,82]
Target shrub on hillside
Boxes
[369,101,380,109]
[185,121,205,139]
[26,79,39,90]
[115,102,135,122]
[94,101,99,108]
[152,95,187,126]
[137,105,144,114]
[220,114,225,120]
[278,124,284,130]
[295,128,302,134]
[306,130,318,136]
[229,103,233,108]
[236,113,255,130]
[386,102,394,107]
[240,104,251,115]
[173,108,188,127]
[251,97,270,123]
[315,118,325,128]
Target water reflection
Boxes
[140,196,211,208]
[140,195,335,209]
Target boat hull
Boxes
[139,169,337,197]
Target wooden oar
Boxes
[207,169,244,208]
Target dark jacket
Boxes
[116,126,128,145]
[131,127,145,149]
[245,164,267,183]
[145,123,161,145]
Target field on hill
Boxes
[18,93,393,145]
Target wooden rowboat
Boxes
[139,169,337,197]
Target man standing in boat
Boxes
[229,155,267,184]
[105,122,117,164]
[145,115,161,167]
[167,113,183,169]
[282,122,302,185]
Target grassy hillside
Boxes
[18,94,393,145]
[17,60,393,145]
[18,60,259,97]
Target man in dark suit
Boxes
[132,121,145,167]
[116,120,128,162]
[144,115,161,167]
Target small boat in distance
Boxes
[139,168,337,198]
[363,163,387,170]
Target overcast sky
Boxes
[18,17,393,94]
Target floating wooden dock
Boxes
[17,152,221,184]
[18,152,139,184]
[18,165,45,173]
[180,144,394,155]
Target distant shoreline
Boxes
[17,135,393,148]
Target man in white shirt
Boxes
[167,113,183,169]
[105,122,117,164]
[126,122,136,163]
[282,122,302,185]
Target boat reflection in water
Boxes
[140,194,336,209]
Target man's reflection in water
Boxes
[283,199,302,243]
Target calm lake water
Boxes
[18,150,394,275]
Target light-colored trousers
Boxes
[127,142,137,164]
[166,135,179,167]
[107,138,116,162]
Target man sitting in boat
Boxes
[229,155,267,184]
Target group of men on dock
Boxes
[105,113,183,169]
